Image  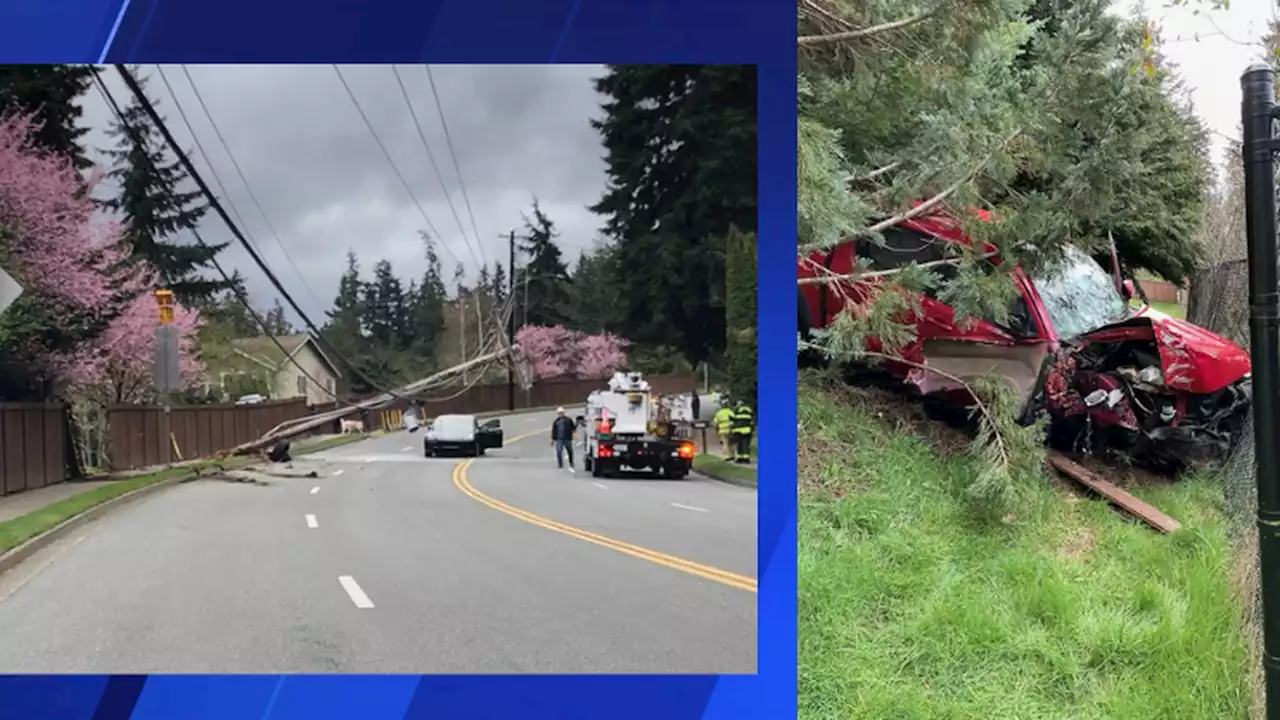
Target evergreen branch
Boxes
[797,248,999,286]
[799,339,1012,471]
[798,10,934,47]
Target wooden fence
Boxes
[0,373,699,489]
[0,403,67,497]
[1140,278,1183,305]
[348,374,698,420]
[106,398,321,471]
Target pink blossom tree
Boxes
[515,324,628,380]
[0,113,203,402]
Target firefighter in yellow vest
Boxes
[714,403,735,455]
[731,401,754,464]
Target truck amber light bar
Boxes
[677,442,695,459]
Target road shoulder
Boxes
[0,432,368,577]
[692,454,758,488]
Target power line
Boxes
[90,67,349,407]
[171,63,328,314]
[390,64,483,273]
[151,66,262,260]
[330,64,465,274]
[424,65,487,268]
[112,63,418,402]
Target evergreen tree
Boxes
[321,251,372,393]
[589,64,756,366]
[517,198,572,327]
[0,64,94,170]
[362,259,408,348]
[567,242,621,334]
[491,261,509,312]
[796,0,1215,504]
[262,298,293,336]
[101,68,230,305]
[409,232,448,357]
[724,227,757,404]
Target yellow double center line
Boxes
[451,430,757,594]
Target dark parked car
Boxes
[423,414,504,457]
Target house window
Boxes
[296,374,308,396]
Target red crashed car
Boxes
[798,212,1253,465]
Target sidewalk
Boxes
[0,481,119,524]
[0,432,362,533]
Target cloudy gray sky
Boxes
[78,64,609,326]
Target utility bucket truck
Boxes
[579,371,695,479]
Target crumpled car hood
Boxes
[1089,307,1251,395]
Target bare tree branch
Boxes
[799,10,934,46]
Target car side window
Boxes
[968,259,1038,338]
[853,227,962,303]
[853,227,950,271]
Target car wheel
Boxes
[472,442,480,457]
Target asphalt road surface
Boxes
[0,410,757,673]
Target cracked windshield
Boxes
[1032,246,1128,339]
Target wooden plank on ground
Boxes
[1045,451,1181,534]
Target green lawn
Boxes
[798,374,1252,719]
[1135,297,1185,319]
[0,431,366,556]
[693,453,757,486]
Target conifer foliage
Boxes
[798,0,1213,509]
[101,68,231,305]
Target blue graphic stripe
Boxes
[97,0,135,62]
[89,675,148,720]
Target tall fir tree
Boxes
[589,64,756,366]
[262,298,293,336]
[0,65,94,171]
[409,232,448,358]
[567,243,621,334]
[101,68,230,305]
[517,198,572,327]
[490,260,509,312]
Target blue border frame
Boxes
[0,0,796,717]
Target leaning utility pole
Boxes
[1240,62,1280,720]
[507,230,517,411]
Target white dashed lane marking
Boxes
[310,486,320,495]
[338,575,375,609]
[670,502,709,513]
[305,514,318,529]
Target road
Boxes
[0,410,757,673]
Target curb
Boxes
[694,469,759,490]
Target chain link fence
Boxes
[1190,257,1264,715]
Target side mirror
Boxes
[1121,279,1136,301]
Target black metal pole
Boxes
[507,230,517,411]
[1242,61,1280,720]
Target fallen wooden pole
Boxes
[225,348,512,457]
[1045,451,1181,534]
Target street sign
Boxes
[0,267,23,315]
[153,325,182,393]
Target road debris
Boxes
[1046,451,1181,533]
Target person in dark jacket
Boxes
[550,407,577,473]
